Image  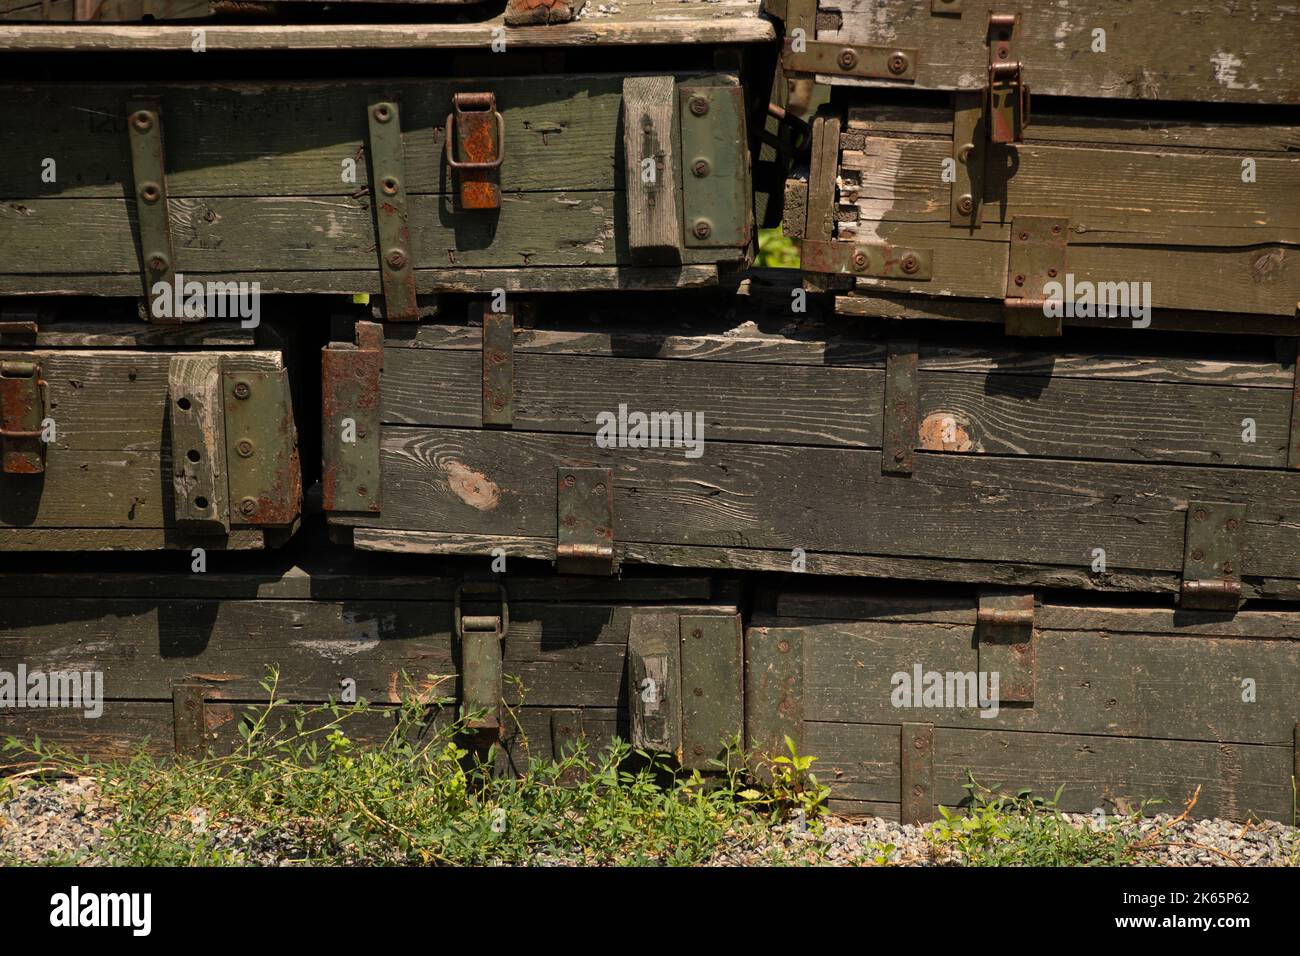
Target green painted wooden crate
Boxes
[0,315,301,550]
[748,587,1300,824]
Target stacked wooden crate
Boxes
[1,0,1297,825]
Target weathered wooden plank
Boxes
[839,139,1299,247]
[806,721,1293,821]
[758,617,1300,743]
[365,426,1300,584]
[843,229,1295,318]
[0,598,732,705]
[0,0,773,44]
[400,316,1294,387]
[0,75,686,200]
[845,106,1300,154]
[814,0,1299,104]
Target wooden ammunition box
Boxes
[747,587,1300,824]
[0,315,301,550]
[774,0,1299,336]
[0,556,741,771]
[322,297,1300,606]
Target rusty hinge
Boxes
[1003,215,1068,336]
[0,360,48,475]
[800,240,934,279]
[1181,502,1245,612]
[446,92,504,211]
[882,338,919,475]
[367,100,419,323]
[127,99,178,322]
[556,466,616,575]
[481,303,515,428]
[976,590,1036,703]
[322,321,383,514]
[987,13,1029,144]
[455,578,509,733]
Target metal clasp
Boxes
[454,581,509,642]
[0,360,48,475]
[445,92,505,210]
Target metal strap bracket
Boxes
[883,338,919,475]
[1004,215,1068,337]
[976,590,1036,703]
[0,359,48,475]
[322,321,383,514]
[127,99,177,322]
[556,466,616,575]
[1181,502,1245,612]
[782,40,919,82]
[800,240,933,279]
[481,303,515,428]
[367,100,419,322]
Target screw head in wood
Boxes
[232,381,251,400]
[956,194,974,215]
[688,95,709,116]
[373,103,393,123]
[691,159,711,178]
[239,497,258,517]
[901,254,920,274]
[851,250,869,270]
[147,254,169,273]
[692,219,712,240]
[837,48,858,70]
[236,439,254,458]
[385,249,409,270]
[130,110,154,132]
[887,52,910,75]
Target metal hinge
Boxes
[1003,215,1069,336]
[1181,502,1245,612]
[976,590,1036,703]
[0,359,48,475]
[556,467,617,575]
[446,92,504,211]
[322,321,383,514]
[455,579,510,732]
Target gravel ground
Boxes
[2,778,1296,867]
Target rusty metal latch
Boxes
[446,92,505,211]
[455,580,509,732]
[976,590,1036,703]
[987,13,1029,144]
[0,360,48,475]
